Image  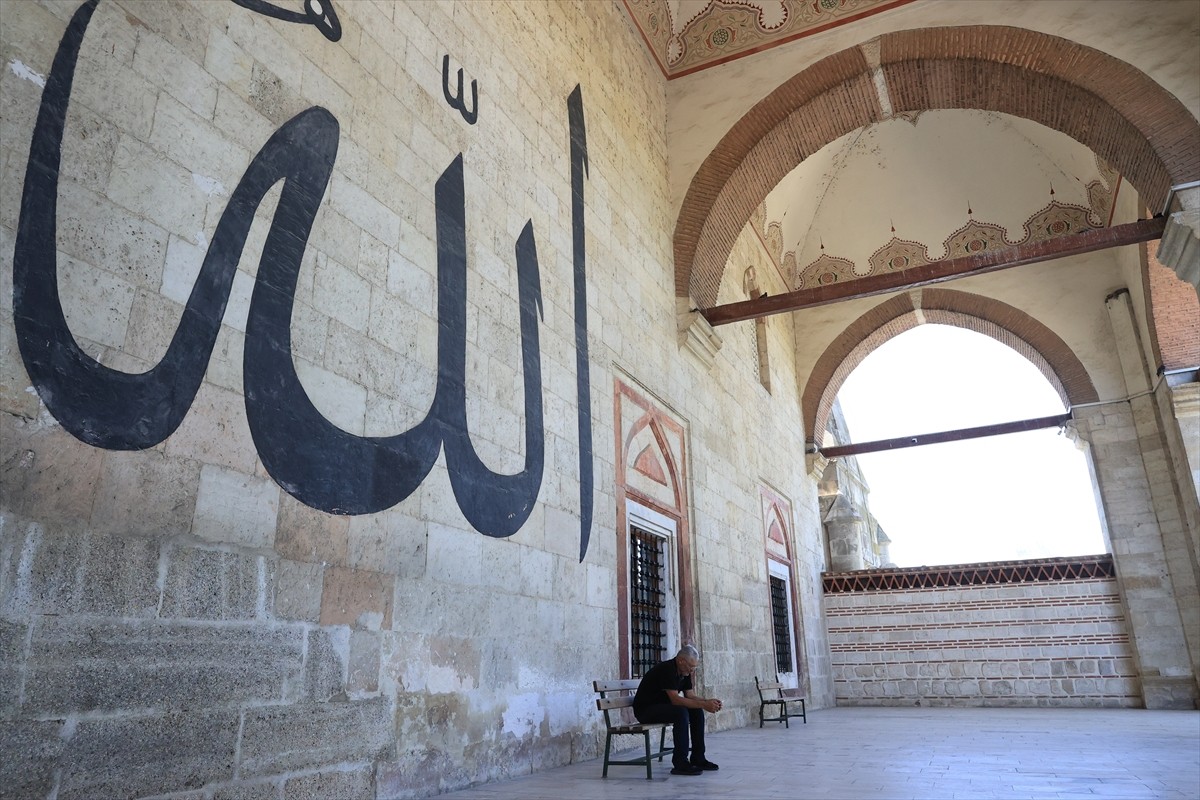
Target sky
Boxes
[835,324,1108,568]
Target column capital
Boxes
[1159,184,1200,294]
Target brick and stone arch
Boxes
[675,26,1200,309]
[801,289,1100,446]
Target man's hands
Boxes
[702,698,722,713]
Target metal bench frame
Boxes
[593,679,673,779]
[755,675,807,728]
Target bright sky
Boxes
[835,324,1108,568]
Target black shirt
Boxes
[633,657,693,712]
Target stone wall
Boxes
[824,557,1141,707]
[0,1,826,797]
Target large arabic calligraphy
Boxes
[12,0,594,558]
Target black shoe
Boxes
[670,765,704,775]
[691,759,719,771]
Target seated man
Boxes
[632,644,723,776]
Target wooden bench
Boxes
[755,675,806,727]
[593,679,674,779]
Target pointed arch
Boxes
[801,289,1099,445]
[674,26,1200,309]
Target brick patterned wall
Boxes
[1146,242,1200,371]
[824,557,1141,707]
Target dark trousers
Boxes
[635,704,705,767]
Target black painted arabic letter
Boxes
[441,54,479,125]
[431,156,543,537]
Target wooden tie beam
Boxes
[701,217,1167,326]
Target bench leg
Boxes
[658,726,668,762]
[602,732,613,778]
[800,698,806,723]
[759,703,764,728]
[643,730,652,780]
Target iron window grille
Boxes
[769,575,793,675]
[630,526,667,678]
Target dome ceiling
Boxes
[757,110,1126,291]
[624,0,914,77]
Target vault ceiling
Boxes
[761,110,1128,292]
[623,0,914,78]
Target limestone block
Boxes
[164,383,259,474]
[425,524,482,587]
[71,53,157,139]
[275,494,349,566]
[237,697,394,777]
[23,618,303,715]
[520,546,556,600]
[315,257,372,334]
[273,559,323,623]
[326,320,397,402]
[1,526,160,618]
[58,709,239,800]
[90,448,201,538]
[348,629,381,695]
[191,464,279,549]
[213,85,276,155]
[320,566,394,630]
[347,511,426,577]
[203,29,252,95]
[0,720,64,800]
[161,544,268,621]
[295,356,368,435]
[474,539,519,601]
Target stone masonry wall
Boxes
[0,1,827,797]
[825,560,1141,707]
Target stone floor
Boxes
[439,706,1200,800]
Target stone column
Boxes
[1170,382,1200,500]
[824,494,867,573]
[1073,290,1200,708]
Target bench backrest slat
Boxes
[593,679,640,693]
[597,695,635,711]
[756,675,786,700]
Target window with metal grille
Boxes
[769,575,793,674]
[630,526,667,678]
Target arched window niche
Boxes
[827,323,1109,568]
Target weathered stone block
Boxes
[283,767,375,799]
[0,720,63,800]
[90,447,202,537]
[303,627,348,702]
[276,493,349,566]
[162,544,267,620]
[209,781,281,800]
[346,511,427,577]
[274,558,323,622]
[320,566,394,630]
[348,630,381,694]
[24,618,302,715]
[238,697,394,777]
[0,525,160,618]
[59,709,239,800]
[0,619,25,715]
[191,464,279,549]
[0,415,104,530]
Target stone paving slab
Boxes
[439,706,1200,800]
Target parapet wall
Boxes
[823,555,1141,707]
